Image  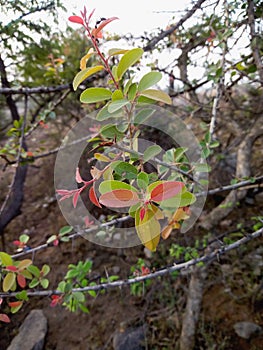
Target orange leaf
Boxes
[91,17,118,38]
[161,225,173,240]
[89,186,102,208]
[8,301,23,308]
[17,274,26,288]
[150,181,184,202]
[99,189,140,208]
[68,16,84,25]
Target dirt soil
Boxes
[0,116,262,350]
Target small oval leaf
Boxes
[117,48,144,80]
[139,89,172,105]
[138,71,162,92]
[99,189,140,207]
[143,145,162,162]
[80,88,112,104]
[73,66,104,91]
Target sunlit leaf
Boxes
[80,88,112,104]
[73,65,104,91]
[117,48,144,80]
[41,265,50,276]
[160,190,196,208]
[111,89,124,101]
[59,226,73,236]
[139,89,172,105]
[40,278,49,289]
[94,153,111,162]
[138,71,162,92]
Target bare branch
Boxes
[1,227,262,298]
[143,0,207,51]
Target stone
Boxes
[113,325,146,350]
[233,321,262,339]
[7,309,47,350]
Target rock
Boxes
[113,325,146,350]
[233,321,262,339]
[7,309,47,350]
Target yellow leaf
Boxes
[80,48,96,70]
[73,65,104,91]
[94,153,111,162]
[3,272,16,292]
[18,259,32,270]
[135,208,160,251]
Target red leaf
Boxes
[89,186,102,208]
[68,15,84,25]
[13,240,21,246]
[17,274,26,288]
[91,17,118,38]
[0,314,10,323]
[88,8,96,23]
[6,266,18,272]
[53,239,59,247]
[0,298,2,305]
[75,167,83,183]
[84,216,94,227]
[150,181,184,202]
[8,301,22,308]
[139,207,146,221]
[50,295,62,307]
[72,190,80,208]
[99,189,140,208]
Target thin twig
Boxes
[1,227,262,298]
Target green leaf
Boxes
[117,48,144,80]
[193,163,211,172]
[94,153,111,162]
[111,89,124,101]
[143,145,162,162]
[174,147,188,161]
[108,99,130,113]
[40,278,49,289]
[16,290,28,301]
[135,208,160,251]
[3,273,16,292]
[27,265,40,278]
[100,124,124,140]
[46,235,57,244]
[99,180,138,194]
[133,108,155,125]
[80,88,112,104]
[41,264,50,276]
[112,161,138,179]
[59,226,73,236]
[19,234,29,243]
[127,83,137,101]
[96,103,122,121]
[29,278,39,288]
[160,190,196,208]
[139,89,171,104]
[108,48,128,57]
[137,172,149,190]
[210,140,220,148]
[0,252,13,266]
[138,71,162,92]
[123,77,134,95]
[73,291,85,302]
[73,65,104,91]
